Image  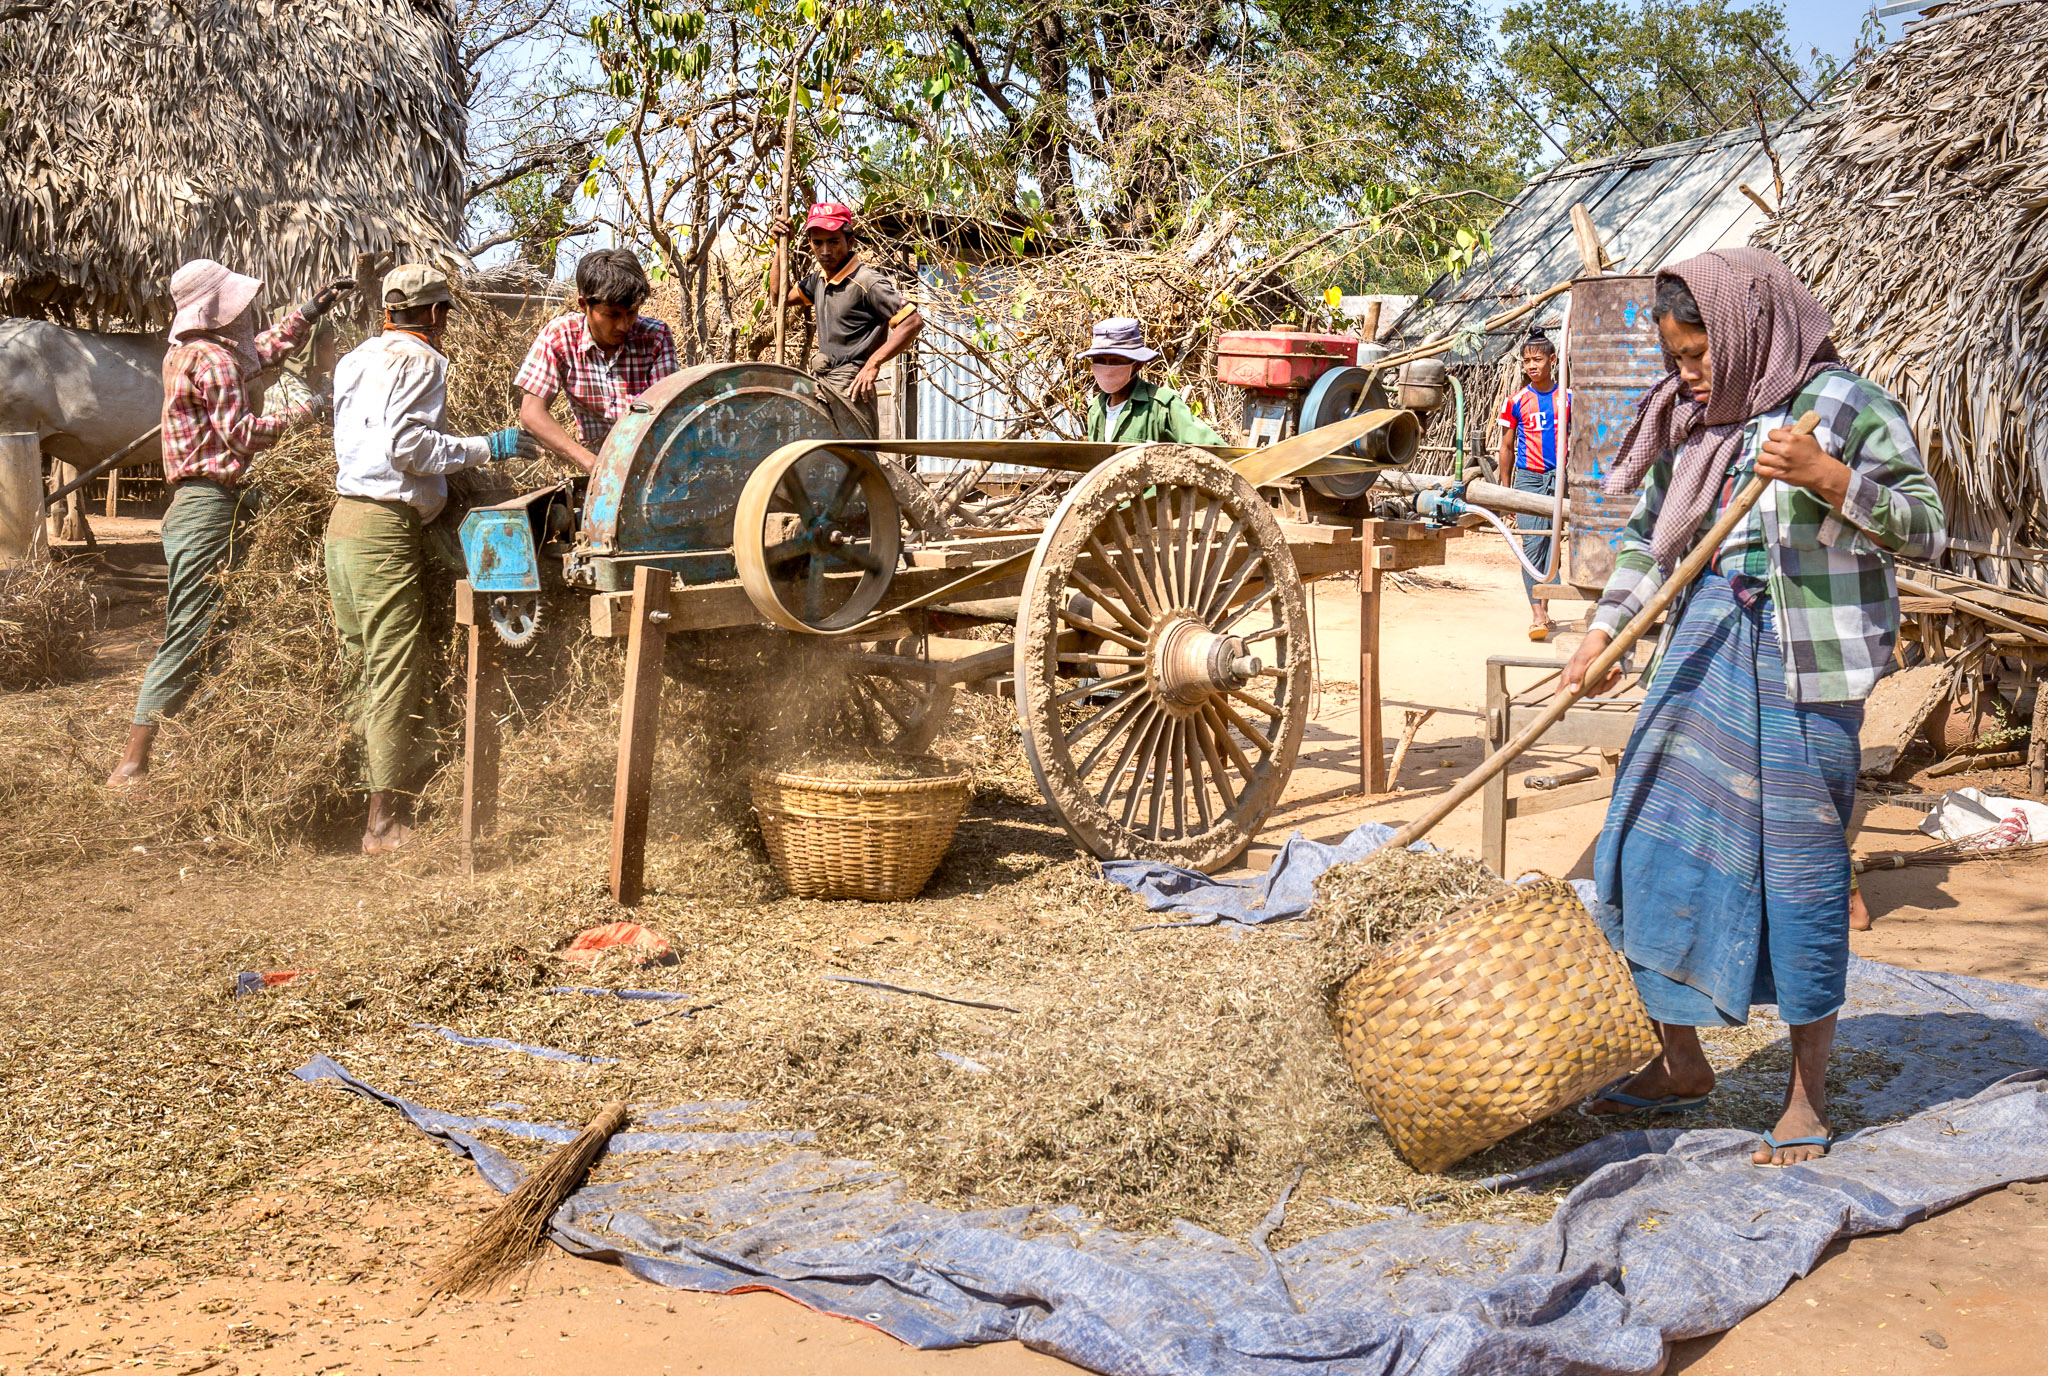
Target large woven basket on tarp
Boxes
[1332,878,1661,1172]
[750,759,972,901]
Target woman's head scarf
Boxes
[1602,247,1839,570]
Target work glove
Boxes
[305,387,334,422]
[300,276,357,320]
[486,426,541,462]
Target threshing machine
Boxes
[461,355,1442,872]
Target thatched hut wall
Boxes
[1764,8,2048,581]
[0,0,467,326]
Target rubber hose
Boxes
[1467,503,1554,584]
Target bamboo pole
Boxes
[771,64,802,367]
[1383,411,1821,853]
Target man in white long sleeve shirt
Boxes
[326,264,538,854]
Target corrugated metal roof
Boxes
[1389,116,1821,363]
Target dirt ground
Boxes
[3,523,2046,1374]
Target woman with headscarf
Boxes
[107,259,352,787]
[1562,248,1944,1165]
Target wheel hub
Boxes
[1150,609,1261,711]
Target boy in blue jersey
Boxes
[1496,327,1569,640]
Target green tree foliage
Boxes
[830,1,1516,260]
[1497,0,1809,162]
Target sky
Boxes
[1778,1,1912,66]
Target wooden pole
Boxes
[456,581,503,875]
[771,66,802,368]
[1384,411,1820,853]
[1359,519,1385,794]
[1570,203,1607,275]
[2030,667,2047,799]
[610,565,674,907]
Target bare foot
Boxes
[1849,885,1871,931]
[1754,1098,1831,1166]
[1581,1057,1716,1115]
[105,762,149,789]
[362,822,413,856]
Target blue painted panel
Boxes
[459,509,542,593]
[577,362,860,562]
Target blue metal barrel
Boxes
[1563,274,1664,593]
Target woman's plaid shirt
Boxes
[158,308,313,485]
[1590,369,1946,704]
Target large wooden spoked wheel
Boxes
[734,442,902,633]
[1014,444,1310,870]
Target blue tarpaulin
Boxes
[1102,822,1407,927]
[296,825,2048,1372]
[300,959,2048,1375]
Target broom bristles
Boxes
[427,1099,630,1297]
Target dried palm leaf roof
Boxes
[0,0,466,327]
[1764,7,2048,556]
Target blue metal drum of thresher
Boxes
[1563,274,1663,594]
[568,360,866,592]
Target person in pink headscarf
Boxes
[108,259,352,787]
[1563,249,1945,1166]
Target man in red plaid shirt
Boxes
[515,248,678,471]
[109,259,352,788]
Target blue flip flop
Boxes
[1577,1075,1712,1119]
[1754,1131,1833,1166]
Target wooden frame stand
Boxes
[609,566,674,907]
[1479,654,1635,874]
[1358,520,1455,794]
[455,581,502,875]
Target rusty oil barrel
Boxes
[1563,274,1664,592]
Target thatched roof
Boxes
[0,0,466,326]
[1764,7,2048,558]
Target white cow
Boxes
[0,319,166,542]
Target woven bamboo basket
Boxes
[1331,878,1661,1173]
[750,759,972,901]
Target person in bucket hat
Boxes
[108,259,354,788]
[1080,317,1224,446]
[326,263,540,855]
[775,202,923,437]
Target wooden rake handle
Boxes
[1383,409,1821,854]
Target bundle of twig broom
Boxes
[426,1100,629,1297]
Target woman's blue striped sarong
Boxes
[1594,572,1862,1027]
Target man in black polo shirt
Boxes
[784,202,924,436]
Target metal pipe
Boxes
[1374,469,1557,519]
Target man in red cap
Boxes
[781,202,922,435]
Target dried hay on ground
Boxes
[0,692,1911,1273]
[1311,847,1510,1007]
[0,558,98,689]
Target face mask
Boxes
[1092,362,1136,395]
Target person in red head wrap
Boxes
[776,202,923,436]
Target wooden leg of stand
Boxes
[1480,661,1509,876]
[460,598,503,875]
[2030,667,2048,799]
[610,566,673,907]
[1360,523,1386,794]
[104,464,119,518]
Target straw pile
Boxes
[0,558,98,689]
[1311,846,1510,1009]
[1764,7,2048,583]
[0,681,1915,1274]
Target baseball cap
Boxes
[382,264,455,310]
[804,202,856,233]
